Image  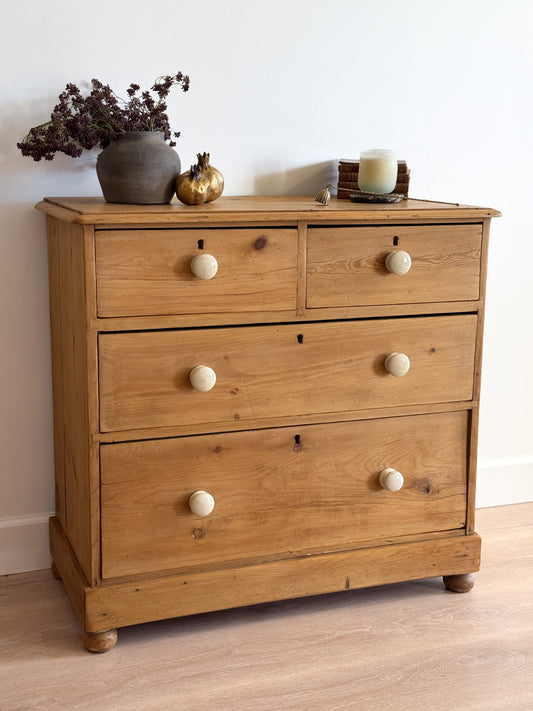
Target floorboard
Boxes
[1,503,532,710]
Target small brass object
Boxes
[315,185,331,205]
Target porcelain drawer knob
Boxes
[384,352,410,377]
[190,253,218,280]
[189,365,217,391]
[189,490,215,517]
[385,250,412,275]
[379,467,405,492]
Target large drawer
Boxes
[100,411,469,579]
[95,227,298,317]
[99,314,477,432]
[306,224,482,308]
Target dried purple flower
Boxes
[17,73,190,161]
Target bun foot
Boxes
[443,572,475,593]
[83,628,118,653]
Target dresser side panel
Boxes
[46,217,66,529]
[466,218,493,531]
[48,217,98,584]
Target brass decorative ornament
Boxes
[176,164,211,204]
[175,151,224,205]
[197,152,224,202]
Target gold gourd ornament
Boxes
[176,164,211,205]
[196,151,224,202]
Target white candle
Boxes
[358,149,397,194]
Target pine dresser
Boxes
[37,195,500,652]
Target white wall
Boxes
[1,0,532,574]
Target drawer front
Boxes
[99,314,477,432]
[307,224,482,308]
[100,411,469,579]
[95,228,298,317]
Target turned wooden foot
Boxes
[83,629,118,653]
[51,561,62,580]
[443,572,475,593]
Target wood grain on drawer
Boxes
[99,314,477,432]
[307,224,482,308]
[100,411,468,578]
[95,228,297,316]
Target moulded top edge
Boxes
[36,195,501,225]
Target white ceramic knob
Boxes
[189,490,215,517]
[379,467,404,492]
[189,365,216,391]
[190,253,218,280]
[385,250,412,276]
[384,352,410,377]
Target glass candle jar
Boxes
[358,149,398,194]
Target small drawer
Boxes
[306,224,482,308]
[95,227,298,317]
[98,314,477,433]
[100,411,469,579]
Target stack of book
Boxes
[337,159,410,199]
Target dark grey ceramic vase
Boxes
[96,131,181,204]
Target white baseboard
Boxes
[1,458,532,575]
[476,456,533,508]
[0,512,53,575]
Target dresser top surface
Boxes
[37,195,500,225]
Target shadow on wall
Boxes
[253,161,338,196]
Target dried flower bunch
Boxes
[17,73,190,161]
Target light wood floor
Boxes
[1,503,532,711]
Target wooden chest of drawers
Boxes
[38,195,499,652]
